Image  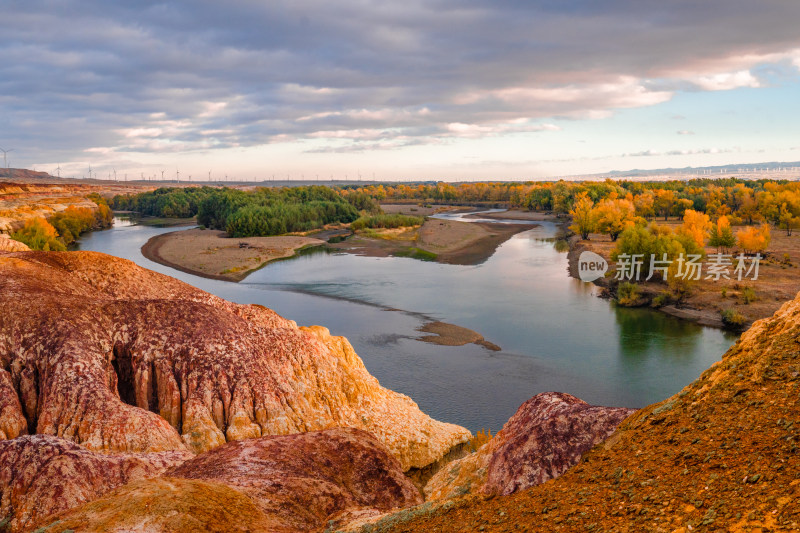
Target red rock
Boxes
[0,434,190,532]
[166,427,422,531]
[425,392,635,500]
[483,391,636,495]
[0,251,468,469]
[37,428,421,532]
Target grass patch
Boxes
[351,213,424,230]
[394,247,438,261]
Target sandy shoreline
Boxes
[141,228,324,282]
[329,218,534,265]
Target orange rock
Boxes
[38,477,276,533]
[0,435,190,532]
[0,235,29,252]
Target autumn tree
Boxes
[569,193,596,240]
[679,209,712,248]
[594,197,635,241]
[10,217,66,251]
[708,215,736,253]
[779,203,800,236]
[633,192,655,219]
[654,190,676,220]
[736,224,771,254]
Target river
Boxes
[76,214,737,433]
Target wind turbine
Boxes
[56,165,62,178]
[113,168,117,182]
[0,147,13,170]
[88,165,93,180]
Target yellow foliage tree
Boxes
[594,198,636,241]
[736,224,771,254]
[679,209,712,248]
[10,217,66,251]
[569,193,596,240]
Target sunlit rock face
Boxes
[0,251,469,470]
[0,235,29,252]
[0,435,191,532]
[425,392,636,500]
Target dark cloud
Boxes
[2,0,800,165]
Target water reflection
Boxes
[614,305,704,359]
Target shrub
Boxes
[721,309,747,330]
[616,282,643,307]
[467,428,493,452]
[651,291,671,308]
[741,286,756,304]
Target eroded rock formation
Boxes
[0,435,190,532]
[425,392,635,500]
[0,251,469,470]
[166,428,422,531]
[36,428,422,533]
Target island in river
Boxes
[140,206,541,282]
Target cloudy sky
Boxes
[2,1,800,181]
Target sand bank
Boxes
[141,228,324,282]
[417,321,501,351]
[329,218,533,265]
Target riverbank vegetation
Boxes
[10,197,113,250]
[351,214,424,230]
[112,186,374,237]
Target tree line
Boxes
[112,186,380,237]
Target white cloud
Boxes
[692,70,761,91]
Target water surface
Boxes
[77,215,737,432]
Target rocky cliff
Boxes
[32,428,420,532]
[0,435,190,532]
[353,291,800,532]
[0,251,469,471]
[424,392,635,501]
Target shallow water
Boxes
[76,215,737,432]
